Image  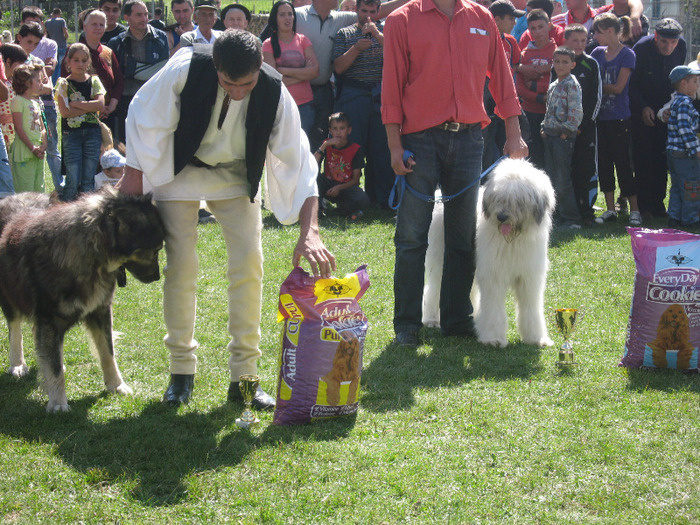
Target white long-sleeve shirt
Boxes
[125,47,318,225]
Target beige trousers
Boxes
[156,197,263,382]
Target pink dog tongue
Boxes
[500,223,512,237]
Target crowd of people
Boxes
[0,0,698,395]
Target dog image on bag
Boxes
[0,189,165,412]
[648,303,695,369]
[423,158,555,347]
[320,332,360,406]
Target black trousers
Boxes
[632,117,668,217]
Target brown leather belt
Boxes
[434,121,477,132]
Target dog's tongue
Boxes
[499,223,512,237]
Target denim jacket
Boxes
[107,25,169,80]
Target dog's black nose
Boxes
[497,212,509,223]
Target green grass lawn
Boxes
[0,195,699,523]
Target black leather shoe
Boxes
[228,382,276,410]
[163,374,194,406]
[395,331,419,346]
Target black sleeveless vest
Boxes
[173,44,282,202]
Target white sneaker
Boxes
[629,211,643,226]
[595,210,617,224]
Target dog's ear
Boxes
[533,190,554,225]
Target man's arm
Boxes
[627,0,644,38]
[293,196,336,278]
[503,115,528,158]
[116,165,144,195]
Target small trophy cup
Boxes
[235,374,260,428]
[554,308,579,366]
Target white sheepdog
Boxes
[422,158,555,347]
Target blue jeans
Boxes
[309,82,334,152]
[297,101,315,142]
[52,48,66,85]
[544,133,581,226]
[43,105,63,195]
[62,126,102,201]
[394,125,483,335]
[335,84,394,207]
[667,150,700,225]
[0,131,14,198]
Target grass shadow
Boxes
[624,367,700,393]
[361,332,542,413]
[0,385,356,507]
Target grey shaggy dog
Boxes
[0,189,165,412]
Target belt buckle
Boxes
[445,122,461,132]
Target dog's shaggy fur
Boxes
[0,189,165,412]
[423,158,555,347]
[649,303,695,369]
[321,332,360,406]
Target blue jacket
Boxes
[106,25,169,80]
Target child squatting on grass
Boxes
[9,63,46,193]
[665,65,700,229]
[314,112,370,221]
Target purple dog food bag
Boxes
[621,228,700,370]
[273,265,370,425]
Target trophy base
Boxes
[557,349,577,366]
[235,417,260,428]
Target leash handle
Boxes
[388,155,508,210]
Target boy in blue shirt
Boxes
[666,65,700,229]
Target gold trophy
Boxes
[235,374,261,428]
[554,308,580,366]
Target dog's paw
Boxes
[112,383,133,396]
[538,337,554,348]
[46,402,71,413]
[477,336,507,348]
[8,364,29,378]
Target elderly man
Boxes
[630,18,687,219]
[382,0,527,345]
[107,0,169,144]
[119,31,335,407]
[180,0,223,46]
[221,3,251,30]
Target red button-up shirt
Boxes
[381,0,522,135]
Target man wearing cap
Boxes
[118,30,335,407]
[107,0,169,144]
[180,0,224,46]
[630,18,686,219]
[382,0,528,346]
[221,3,251,31]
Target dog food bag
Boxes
[621,228,700,370]
[273,265,370,425]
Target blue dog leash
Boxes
[388,155,507,211]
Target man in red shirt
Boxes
[382,0,528,346]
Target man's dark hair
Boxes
[0,43,29,65]
[526,8,549,25]
[553,45,575,61]
[357,0,381,9]
[213,30,263,80]
[99,0,123,8]
[123,0,147,16]
[526,0,553,18]
[564,23,586,39]
[21,6,44,22]
[16,22,45,40]
[52,7,62,15]
[154,7,163,15]
[171,0,194,8]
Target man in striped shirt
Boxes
[332,0,393,208]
